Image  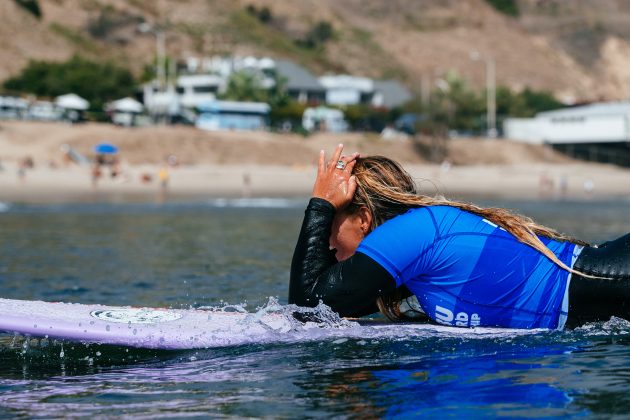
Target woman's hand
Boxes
[311,144,359,210]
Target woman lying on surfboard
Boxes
[289,144,630,329]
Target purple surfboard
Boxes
[0,298,534,349]
[0,298,298,349]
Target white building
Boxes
[143,55,412,126]
[318,75,374,106]
[317,75,412,108]
[176,74,224,108]
[184,56,276,89]
[302,106,348,132]
[504,101,630,144]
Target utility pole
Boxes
[470,51,497,138]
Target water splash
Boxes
[575,316,630,336]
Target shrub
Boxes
[245,5,273,23]
[484,0,519,17]
[295,21,335,50]
[14,0,41,18]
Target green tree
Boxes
[269,101,308,130]
[405,73,563,136]
[519,88,562,115]
[220,71,268,102]
[427,72,485,133]
[3,56,136,111]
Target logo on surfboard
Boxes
[90,308,183,324]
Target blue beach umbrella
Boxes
[94,142,118,154]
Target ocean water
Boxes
[1,198,630,418]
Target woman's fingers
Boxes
[345,158,358,174]
[346,175,357,201]
[311,145,360,209]
[331,144,344,167]
[318,149,325,174]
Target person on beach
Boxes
[289,144,630,329]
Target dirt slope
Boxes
[2,0,630,102]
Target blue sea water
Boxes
[0,198,629,418]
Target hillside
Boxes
[2,0,630,102]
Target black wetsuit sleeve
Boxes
[566,233,630,327]
[289,198,397,317]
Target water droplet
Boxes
[132,328,137,335]
[33,324,37,329]
[105,325,110,331]
[96,351,101,356]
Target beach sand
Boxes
[0,121,628,203]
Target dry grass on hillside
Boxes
[3,0,630,102]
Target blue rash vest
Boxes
[357,206,581,329]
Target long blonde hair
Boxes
[346,156,590,320]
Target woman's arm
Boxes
[289,198,396,317]
[289,145,397,317]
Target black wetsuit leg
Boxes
[566,233,630,328]
[289,198,397,318]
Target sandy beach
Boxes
[0,121,628,203]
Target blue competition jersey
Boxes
[357,206,579,329]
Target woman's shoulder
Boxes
[404,205,464,218]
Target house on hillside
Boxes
[176,74,225,108]
[142,55,412,128]
[142,85,182,123]
[318,75,374,106]
[318,75,412,109]
[274,60,325,104]
[372,80,412,109]
[143,74,223,121]
[185,56,276,89]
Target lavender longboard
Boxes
[0,298,305,350]
[0,298,535,349]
